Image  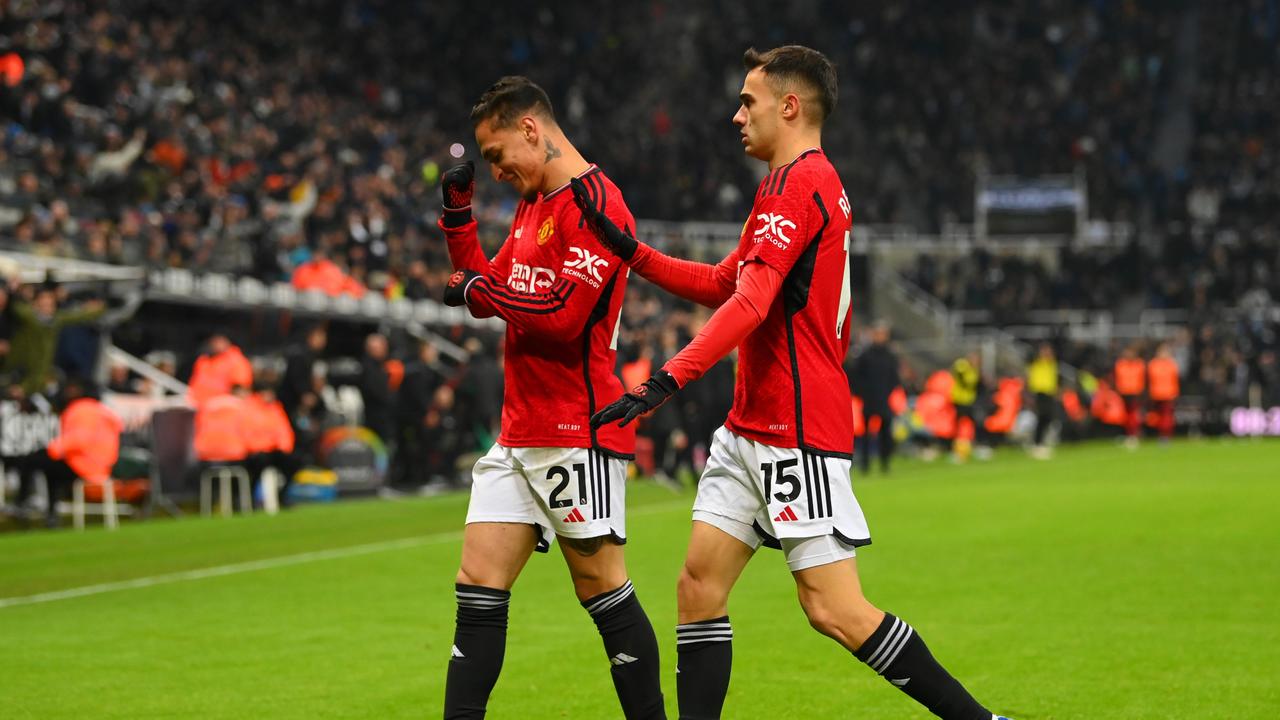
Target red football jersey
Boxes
[725,148,855,456]
[441,165,635,456]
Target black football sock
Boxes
[582,580,666,719]
[444,584,510,719]
[854,612,991,720]
[675,616,732,719]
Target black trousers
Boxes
[860,405,895,473]
[244,451,300,505]
[12,450,77,519]
[1033,392,1056,445]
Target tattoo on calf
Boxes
[544,137,562,164]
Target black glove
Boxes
[590,370,680,428]
[440,161,475,228]
[443,269,481,307]
[570,176,638,261]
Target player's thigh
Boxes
[791,556,883,649]
[557,536,629,601]
[677,519,756,622]
[457,521,540,590]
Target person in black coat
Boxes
[359,333,394,445]
[393,339,446,487]
[848,322,901,474]
[279,324,327,420]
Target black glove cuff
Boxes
[441,206,472,228]
[652,370,680,394]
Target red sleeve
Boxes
[465,212,622,340]
[628,243,739,308]
[662,259,781,386]
[439,217,516,278]
[743,167,823,277]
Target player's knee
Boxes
[801,599,844,640]
[677,564,728,617]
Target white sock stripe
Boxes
[585,581,634,615]
[676,630,734,640]
[589,585,635,616]
[864,618,904,669]
[677,636,734,645]
[872,625,914,674]
[877,626,914,671]
[455,594,504,604]
[456,591,510,602]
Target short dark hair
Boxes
[743,45,837,123]
[470,76,556,129]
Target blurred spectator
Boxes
[422,384,470,486]
[848,322,901,474]
[1027,342,1059,458]
[8,378,121,528]
[1148,342,1180,443]
[192,384,252,507]
[4,284,105,395]
[242,384,300,507]
[187,333,253,407]
[279,324,328,421]
[359,333,394,444]
[393,339,445,487]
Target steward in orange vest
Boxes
[11,379,121,528]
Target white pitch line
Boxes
[0,498,691,610]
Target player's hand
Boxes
[590,370,680,428]
[570,177,638,262]
[443,269,482,307]
[440,161,475,228]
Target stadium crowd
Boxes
[3,1,1280,527]
[4,0,1186,284]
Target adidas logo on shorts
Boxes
[773,505,799,522]
[563,507,586,523]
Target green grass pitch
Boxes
[2,440,1278,719]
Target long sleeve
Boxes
[440,217,515,278]
[628,243,740,309]
[662,259,782,386]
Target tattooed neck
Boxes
[544,137,562,164]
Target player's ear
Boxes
[519,116,539,146]
[780,92,801,122]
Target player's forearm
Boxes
[629,243,736,308]
[439,219,491,274]
[466,277,582,340]
[662,261,780,386]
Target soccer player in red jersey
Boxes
[576,47,1010,720]
[437,76,664,720]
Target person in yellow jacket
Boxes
[949,351,982,461]
[1026,343,1059,459]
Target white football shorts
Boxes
[692,426,871,571]
[466,443,629,552]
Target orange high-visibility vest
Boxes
[242,394,296,455]
[1148,357,1180,401]
[1061,389,1087,422]
[1115,358,1146,395]
[46,398,123,482]
[985,377,1023,434]
[1091,382,1127,426]
[194,394,249,462]
[188,347,254,407]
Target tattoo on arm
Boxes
[544,137,562,164]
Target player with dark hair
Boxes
[575,46,1011,719]
[437,75,665,719]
